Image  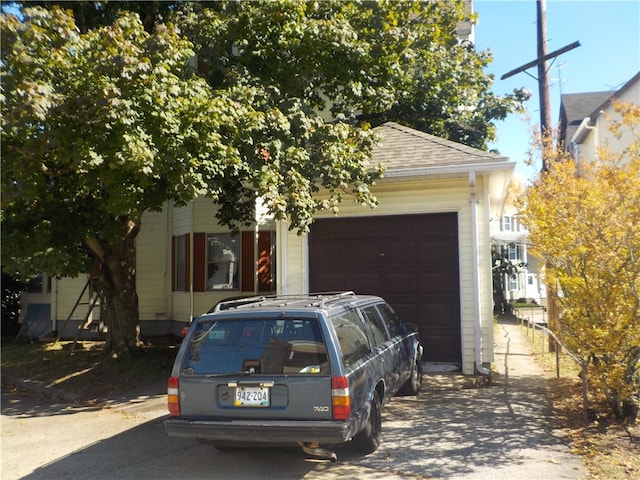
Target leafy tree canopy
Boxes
[1,5,380,279]
[176,0,529,149]
[1,1,528,356]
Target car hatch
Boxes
[177,316,334,420]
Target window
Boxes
[502,216,512,232]
[331,311,371,367]
[360,306,390,347]
[509,274,519,291]
[183,318,327,375]
[507,244,521,262]
[207,234,239,290]
[377,303,402,337]
[172,231,275,293]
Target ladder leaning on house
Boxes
[55,276,104,352]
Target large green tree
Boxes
[1,6,379,357]
[177,0,528,149]
[2,1,527,359]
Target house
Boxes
[490,202,546,306]
[21,121,514,375]
[559,71,640,163]
[489,71,640,311]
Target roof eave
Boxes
[382,160,514,180]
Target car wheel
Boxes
[352,390,381,454]
[400,357,423,396]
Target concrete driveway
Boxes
[1,318,585,480]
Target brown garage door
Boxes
[309,213,461,364]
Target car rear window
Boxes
[182,318,328,375]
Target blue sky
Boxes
[474,0,640,180]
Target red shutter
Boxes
[241,231,255,292]
[193,233,206,292]
[258,231,273,292]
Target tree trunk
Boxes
[88,219,142,359]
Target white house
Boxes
[490,203,546,306]
[21,121,514,376]
[559,71,640,163]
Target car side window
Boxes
[360,306,390,347]
[331,311,371,367]
[377,303,402,337]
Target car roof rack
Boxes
[212,291,357,312]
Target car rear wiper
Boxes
[204,367,256,378]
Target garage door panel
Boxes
[310,213,461,364]
[384,273,419,294]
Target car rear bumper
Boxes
[164,418,357,445]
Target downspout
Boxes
[470,172,491,375]
[189,199,194,324]
[279,220,288,296]
[571,116,599,158]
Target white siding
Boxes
[50,275,96,336]
[137,208,172,323]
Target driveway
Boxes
[1,318,585,479]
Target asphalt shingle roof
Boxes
[559,91,613,145]
[372,122,509,171]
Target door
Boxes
[309,213,461,364]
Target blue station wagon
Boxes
[164,292,423,460]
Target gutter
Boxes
[469,171,491,375]
[571,116,599,148]
[383,160,514,181]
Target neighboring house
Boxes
[20,121,515,375]
[559,71,640,163]
[490,205,546,306]
[495,71,640,311]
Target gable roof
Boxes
[559,91,613,146]
[558,70,640,148]
[372,122,511,178]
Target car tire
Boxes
[352,390,381,454]
[400,356,423,396]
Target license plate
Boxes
[234,386,270,407]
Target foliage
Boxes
[520,103,640,421]
[1,268,24,336]
[176,0,529,150]
[1,2,529,357]
[491,244,526,314]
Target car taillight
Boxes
[168,377,180,416]
[331,376,350,421]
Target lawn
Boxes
[1,338,179,403]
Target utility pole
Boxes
[536,0,552,138]
[501,0,580,171]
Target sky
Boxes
[473,0,640,180]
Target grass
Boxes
[1,337,179,403]
[520,324,640,480]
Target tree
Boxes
[492,244,526,314]
[520,103,640,422]
[1,7,380,358]
[177,0,529,150]
[2,2,528,360]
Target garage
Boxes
[309,212,461,364]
